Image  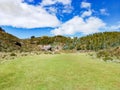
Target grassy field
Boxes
[0,53,120,90]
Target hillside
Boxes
[0,27,120,52]
[0,28,21,52]
[25,32,120,51]
[77,32,120,51]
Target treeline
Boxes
[29,35,71,45]
[0,27,120,52]
[29,32,120,51]
[76,32,120,51]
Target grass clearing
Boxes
[0,53,120,90]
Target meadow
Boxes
[0,53,120,90]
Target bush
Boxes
[2,55,7,59]
[88,53,93,56]
[97,51,110,58]
[103,57,113,62]
[10,53,17,56]
[21,53,28,56]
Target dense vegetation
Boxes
[0,28,21,52]
[77,32,120,51]
[97,47,120,61]
[23,32,120,51]
[0,28,120,90]
[0,27,120,59]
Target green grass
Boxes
[0,53,120,90]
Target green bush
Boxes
[10,53,17,56]
[2,55,7,59]
[97,51,110,58]
[21,53,28,56]
[103,57,113,62]
[88,53,93,56]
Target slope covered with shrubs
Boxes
[0,27,120,53]
[0,28,21,52]
[77,32,120,51]
[97,47,120,61]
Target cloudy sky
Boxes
[0,0,120,38]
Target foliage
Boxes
[0,27,21,52]
[103,57,113,61]
[10,53,17,56]
[77,32,120,51]
[97,47,120,60]
[0,27,120,53]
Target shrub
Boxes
[10,53,17,56]
[97,51,110,58]
[21,53,28,56]
[88,53,93,56]
[103,57,113,62]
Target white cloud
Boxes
[100,9,109,16]
[81,1,91,9]
[106,23,120,31]
[81,1,92,18]
[81,9,92,18]
[46,7,57,15]
[62,5,73,13]
[51,1,106,35]
[0,0,110,36]
[40,0,71,6]
[51,16,106,35]
[0,0,61,28]
[40,0,73,14]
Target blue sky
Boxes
[0,0,120,38]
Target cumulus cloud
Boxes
[51,1,106,35]
[81,9,92,18]
[81,1,91,9]
[0,0,61,28]
[40,0,71,6]
[62,5,73,13]
[51,16,106,35]
[106,23,120,31]
[46,7,57,15]
[81,1,92,18]
[0,0,108,36]
[41,0,73,14]
[100,9,109,16]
